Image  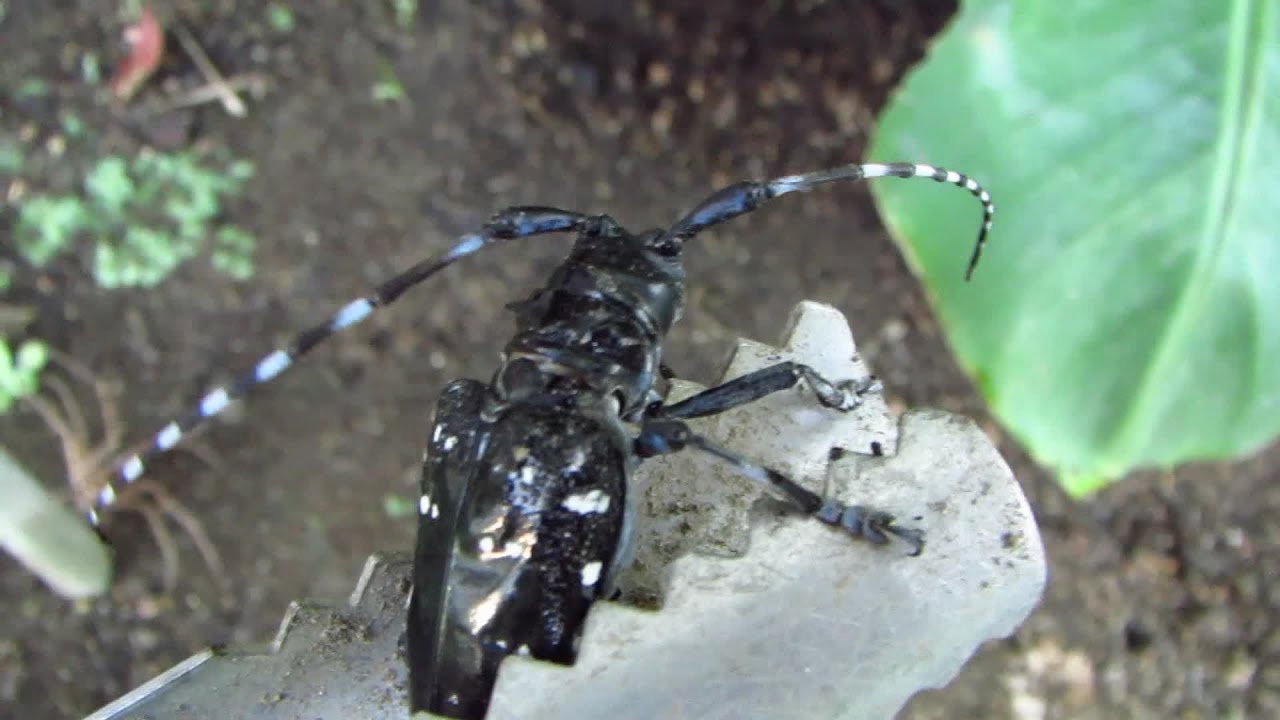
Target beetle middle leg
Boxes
[635,418,924,555]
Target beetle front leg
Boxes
[654,361,880,420]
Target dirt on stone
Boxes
[1,2,1277,718]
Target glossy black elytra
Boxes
[91,161,993,719]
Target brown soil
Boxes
[1,1,1275,718]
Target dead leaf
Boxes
[111,6,165,102]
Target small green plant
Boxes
[0,339,47,414]
[14,150,256,288]
[390,0,417,30]
[14,78,48,99]
[267,3,295,33]
[59,113,85,139]
[372,58,407,104]
[382,493,416,519]
[0,139,21,173]
[80,52,101,85]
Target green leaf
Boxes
[16,195,89,265]
[0,140,22,173]
[267,3,296,33]
[389,0,418,30]
[0,339,46,412]
[869,0,1279,493]
[85,156,135,216]
[15,341,48,379]
[80,51,101,85]
[372,58,407,103]
[211,225,256,280]
[381,494,416,519]
[14,78,49,99]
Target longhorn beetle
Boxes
[89,162,993,719]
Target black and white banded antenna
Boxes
[88,162,994,525]
[87,209,599,525]
[764,162,995,281]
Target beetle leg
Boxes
[653,360,879,420]
[635,418,924,555]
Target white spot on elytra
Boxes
[419,494,432,516]
[581,561,602,587]
[562,489,611,515]
[442,436,457,451]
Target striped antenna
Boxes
[90,209,592,525]
[766,162,995,280]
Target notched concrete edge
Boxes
[86,301,1046,720]
[490,302,1047,720]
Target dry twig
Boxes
[171,23,247,117]
[21,349,229,596]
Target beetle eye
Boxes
[648,237,682,258]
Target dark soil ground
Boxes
[1,1,1277,718]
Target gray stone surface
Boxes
[86,302,1045,720]
[489,302,1046,720]
[86,553,413,720]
